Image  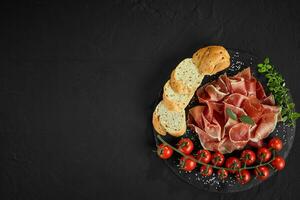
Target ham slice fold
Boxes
[188,67,280,154]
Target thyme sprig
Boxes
[257,58,300,126]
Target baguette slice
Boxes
[170,58,204,94]
[152,101,186,137]
[152,111,167,135]
[163,80,194,111]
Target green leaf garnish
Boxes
[226,108,237,120]
[240,115,255,125]
[257,57,300,126]
[264,57,270,64]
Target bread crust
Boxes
[170,70,189,94]
[152,112,167,135]
[192,46,230,75]
[170,70,195,94]
[162,81,193,112]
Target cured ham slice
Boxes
[193,125,219,151]
[229,77,247,95]
[250,112,278,142]
[218,137,237,154]
[189,67,280,153]
[228,123,250,143]
[261,94,275,105]
[187,105,205,127]
[202,115,222,141]
[256,81,267,100]
[203,84,228,102]
[224,93,247,107]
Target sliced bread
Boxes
[163,80,194,111]
[152,101,186,137]
[170,58,204,94]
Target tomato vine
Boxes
[157,135,276,171]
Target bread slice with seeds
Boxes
[163,80,194,111]
[152,101,186,137]
[170,58,204,94]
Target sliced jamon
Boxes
[224,93,247,107]
[222,117,239,138]
[218,137,238,154]
[204,84,228,101]
[261,94,275,105]
[245,78,257,97]
[242,97,264,122]
[213,76,229,93]
[194,126,219,151]
[256,81,267,100]
[250,112,278,142]
[229,77,247,95]
[262,104,281,114]
[235,67,252,80]
[224,103,247,120]
[196,84,209,103]
[202,115,222,141]
[220,74,232,92]
[248,140,264,148]
[191,67,279,153]
[228,123,250,143]
[187,106,205,128]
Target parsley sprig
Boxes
[257,58,300,126]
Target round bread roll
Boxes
[192,46,230,75]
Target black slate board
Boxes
[153,50,296,193]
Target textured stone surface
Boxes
[0,0,300,199]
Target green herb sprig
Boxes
[257,58,300,126]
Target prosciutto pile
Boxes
[188,68,281,154]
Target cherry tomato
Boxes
[271,156,285,171]
[217,169,228,180]
[255,166,270,181]
[241,150,256,166]
[180,156,196,172]
[196,150,211,164]
[157,144,173,159]
[257,147,272,162]
[225,157,241,173]
[211,152,225,166]
[268,137,283,152]
[236,169,251,184]
[177,138,194,155]
[200,165,213,176]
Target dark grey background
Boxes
[0,0,300,199]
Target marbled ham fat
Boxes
[187,68,280,154]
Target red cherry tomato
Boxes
[196,150,212,164]
[211,152,225,166]
[241,150,256,166]
[257,147,272,162]
[200,165,213,176]
[255,166,270,181]
[271,156,285,171]
[268,137,283,152]
[217,169,228,180]
[177,138,194,155]
[225,157,241,173]
[157,144,173,159]
[180,156,196,172]
[236,169,251,184]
